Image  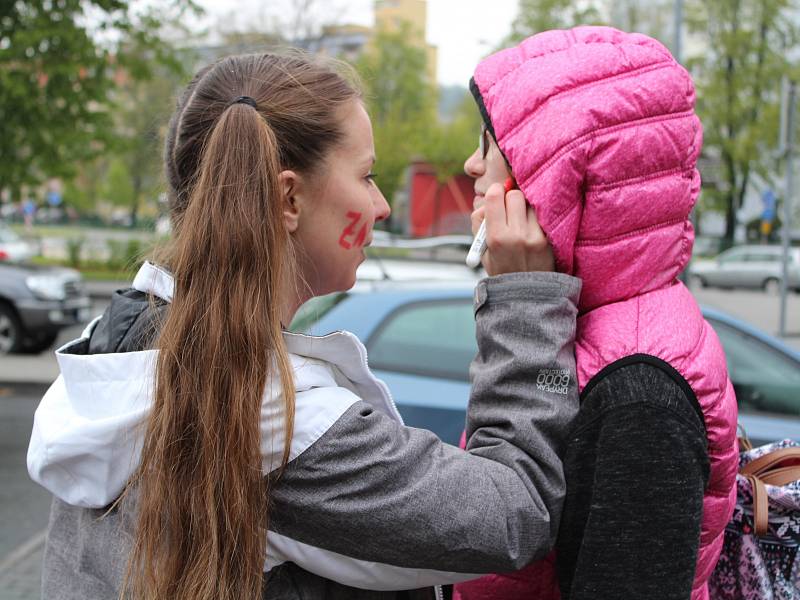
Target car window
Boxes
[718,250,746,264]
[367,299,476,381]
[744,252,779,262]
[707,318,800,418]
[289,292,346,333]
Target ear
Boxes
[279,170,302,233]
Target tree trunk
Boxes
[723,151,738,246]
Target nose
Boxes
[373,187,391,222]
[464,147,484,178]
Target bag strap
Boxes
[741,447,800,478]
[741,447,800,537]
[760,465,800,487]
[745,474,770,537]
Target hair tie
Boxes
[230,96,257,109]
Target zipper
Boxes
[435,585,444,600]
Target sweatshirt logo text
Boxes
[536,369,571,395]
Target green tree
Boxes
[109,41,194,227]
[102,158,136,211]
[423,93,481,183]
[508,0,602,43]
[356,23,437,218]
[418,92,482,234]
[0,1,199,204]
[686,0,798,245]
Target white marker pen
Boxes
[466,221,487,268]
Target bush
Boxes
[66,237,85,268]
[106,238,144,271]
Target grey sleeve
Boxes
[269,272,581,577]
[466,271,581,544]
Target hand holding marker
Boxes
[466,177,516,268]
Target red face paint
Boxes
[338,211,365,250]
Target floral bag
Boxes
[709,439,800,599]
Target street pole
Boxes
[674,0,692,285]
[779,78,796,338]
[673,0,684,64]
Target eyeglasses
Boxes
[479,123,490,160]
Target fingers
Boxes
[483,182,506,242]
[480,182,555,275]
[524,203,549,255]
[484,184,527,253]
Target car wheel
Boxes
[0,303,22,355]
[20,331,59,354]
[689,274,707,289]
[764,278,781,295]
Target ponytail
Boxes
[125,101,296,600]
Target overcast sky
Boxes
[194,0,519,88]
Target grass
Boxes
[9,222,156,237]
[29,256,137,281]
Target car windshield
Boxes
[707,318,800,417]
[289,292,346,333]
[366,299,477,381]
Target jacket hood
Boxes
[471,26,702,312]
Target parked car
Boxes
[692,236,722,258]
[0,262,91,354]
[290,279,800,447]
[691,245,800,293]
[0,221,36,262]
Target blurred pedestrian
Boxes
[22,196,36,229]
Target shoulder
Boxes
[261,352,363,473]
[577,356,706,438]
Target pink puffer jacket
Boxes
[457,27,738,600]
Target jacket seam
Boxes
[585,165,689,194]
[521,109,695,189]
[502,61,674,143]
[484,38,673,97]
[575,216,685,247]
[521,110,696,233]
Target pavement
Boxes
[0,383,52,600]
[0,531,45,600]
[0,283,123,600]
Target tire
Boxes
[690,274,707,289]
[0,302,23,355]
[20,331,59,354]
[764,278,781,295]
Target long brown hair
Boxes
[124,52,360,600]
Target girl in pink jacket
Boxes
[457,26,738,600]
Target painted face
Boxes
[463,122,512,209]
[293,100,391,296]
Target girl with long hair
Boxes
[28,52,581,600]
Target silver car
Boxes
[0,222,36,262]
[691,245,800,293]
